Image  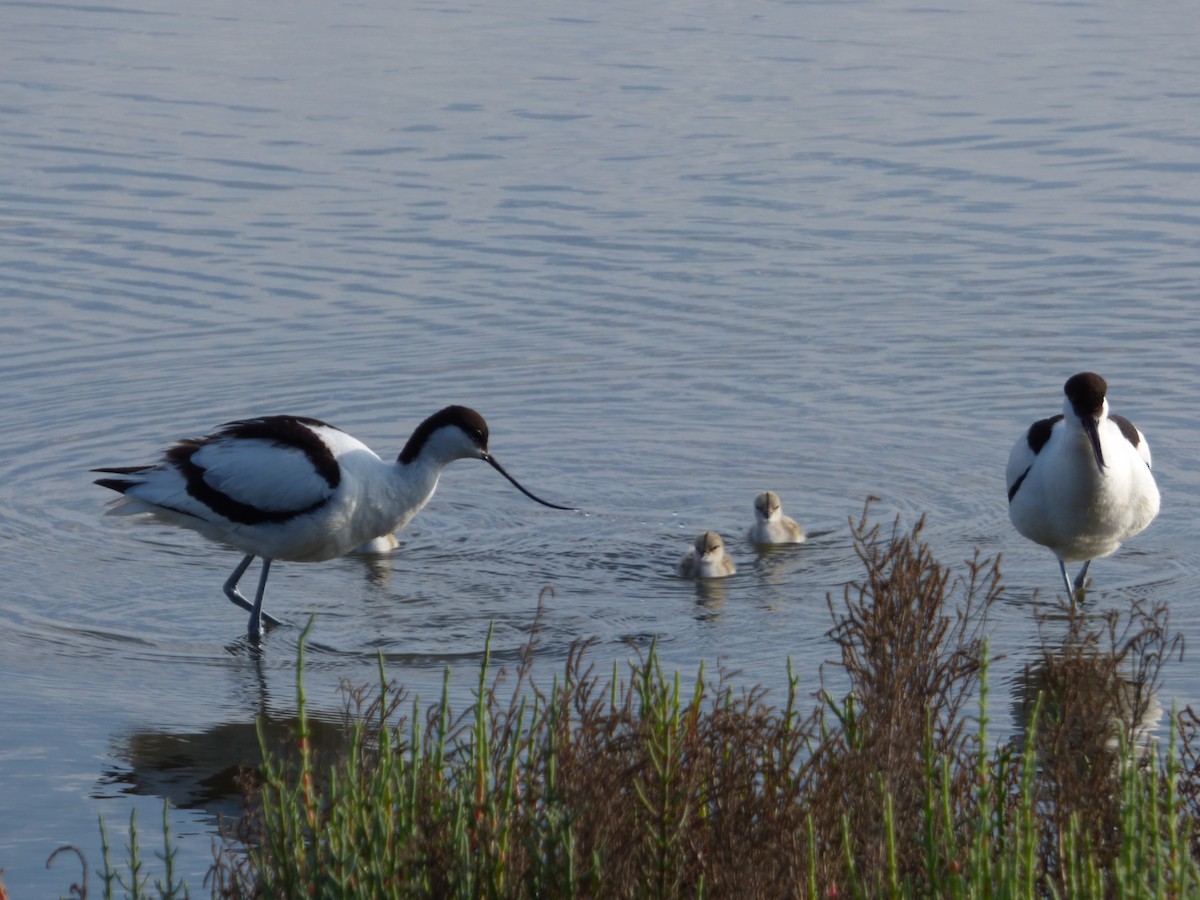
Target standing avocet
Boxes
[1005,372,1159,598]
[94,405,573,639]
[748,490,805,545]
[678,531,736,579]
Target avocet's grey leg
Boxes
[1072,560,1092,594]
[223,555,253,607]
[224,555,282,628]
[247,558,273,641]
[1058,559,1075,597]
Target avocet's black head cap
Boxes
[1064,373,1108,471]
[1064,372,1107,418]
[400,405,487,464]
[401,405,575,510]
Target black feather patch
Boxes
[1026,414,1063,455]
[94,477,137,494]
[167,440,333,525]
[1009,414,1064,504]
[1007,470,1028,504]
[93,417,340,526]
[211,416,342,489]
[93,464,155,476]
[1109,414,1142,451]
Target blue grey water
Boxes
[2,0,1199,891]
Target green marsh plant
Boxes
[46,502,1200,897]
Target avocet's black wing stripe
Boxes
[93,464,156,476]
[93,417,346,526]
[93,466,154,494]
[1109,413,1152,470]
[213,416,343,489]
[1109,414,1141,451]
[1006,414,1064,504]
[169,440,332,526]
[165,416,344,525]
[1007,471,1028,504]
[93,476,141,494]
[1026,414,1063,455]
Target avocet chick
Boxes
[678,531,736,578]
[748,491,805,545]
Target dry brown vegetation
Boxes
[61,502,1200,897]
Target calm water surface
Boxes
[3,0,1200,891]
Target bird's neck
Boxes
[392,455,446,524]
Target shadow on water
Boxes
[100,715,355,826]
[93,606,551,833]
